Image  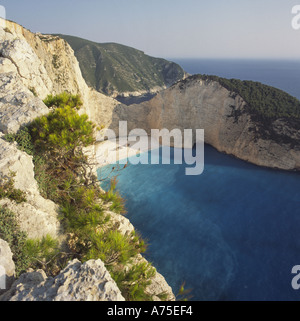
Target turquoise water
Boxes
[98,59,300,300]
[99,146,300,301]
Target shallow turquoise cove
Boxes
[98,145,300,301]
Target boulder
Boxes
[0,259,125,301]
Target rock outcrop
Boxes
[0,69,49,134]
[0,137,61,239]
[0,20,176,301]
[0,259,125,301]
[0,21,120,132]
[110,77,300,171]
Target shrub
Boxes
[83,230,145,266]
[197,74,300,119]
[24,235,61,276]
[30,105,95,154]
[176,282,193,301]
[60,197,108,233]
[0,172,27,204]
[4,127,35,156]
[43,92,83,109]
[33,155,60,201]
[101,177,127,214]
[111,262,156,301]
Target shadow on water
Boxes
[203,144,300,176]
[115,93,156,106]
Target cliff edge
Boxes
[0,20,175,301]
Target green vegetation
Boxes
[24,235,61,276]
[112,262,156,301]
[176,282,193,301]
[178,74,300,146]
[43,91,83,109]
[0,205,63,277]
[56,34,185,96]
[0,172,27,204]
[100,177,127,214]
[206,75,299,118]
[2,92,161,301]
[195,75,300,120]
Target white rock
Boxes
[111,78,300,171]
[0,138,61,239]
[0,259,125,301]
[0,199,61,240]
[0,138,38,193]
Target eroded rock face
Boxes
[0,259,125,301]
[0,71,49,134]
[0,239,15,295]
[110,78,300,171]
[0,138,61,239]
[1,21,120,131]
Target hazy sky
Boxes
[1,0,300,59]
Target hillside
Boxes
[55,34,186,97]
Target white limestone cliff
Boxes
[110,78,300,171]
[0,21,119,133]
[0,20,175,301]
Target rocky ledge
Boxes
[0,259,125,301]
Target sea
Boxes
[99,59,300,301]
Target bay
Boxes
[99,59,300,301]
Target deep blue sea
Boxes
[99,59,300,301]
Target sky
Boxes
[1,0,300,59]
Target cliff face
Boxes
[110,77,300,171]
[0,21,120,132]
[0,21,175,301]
